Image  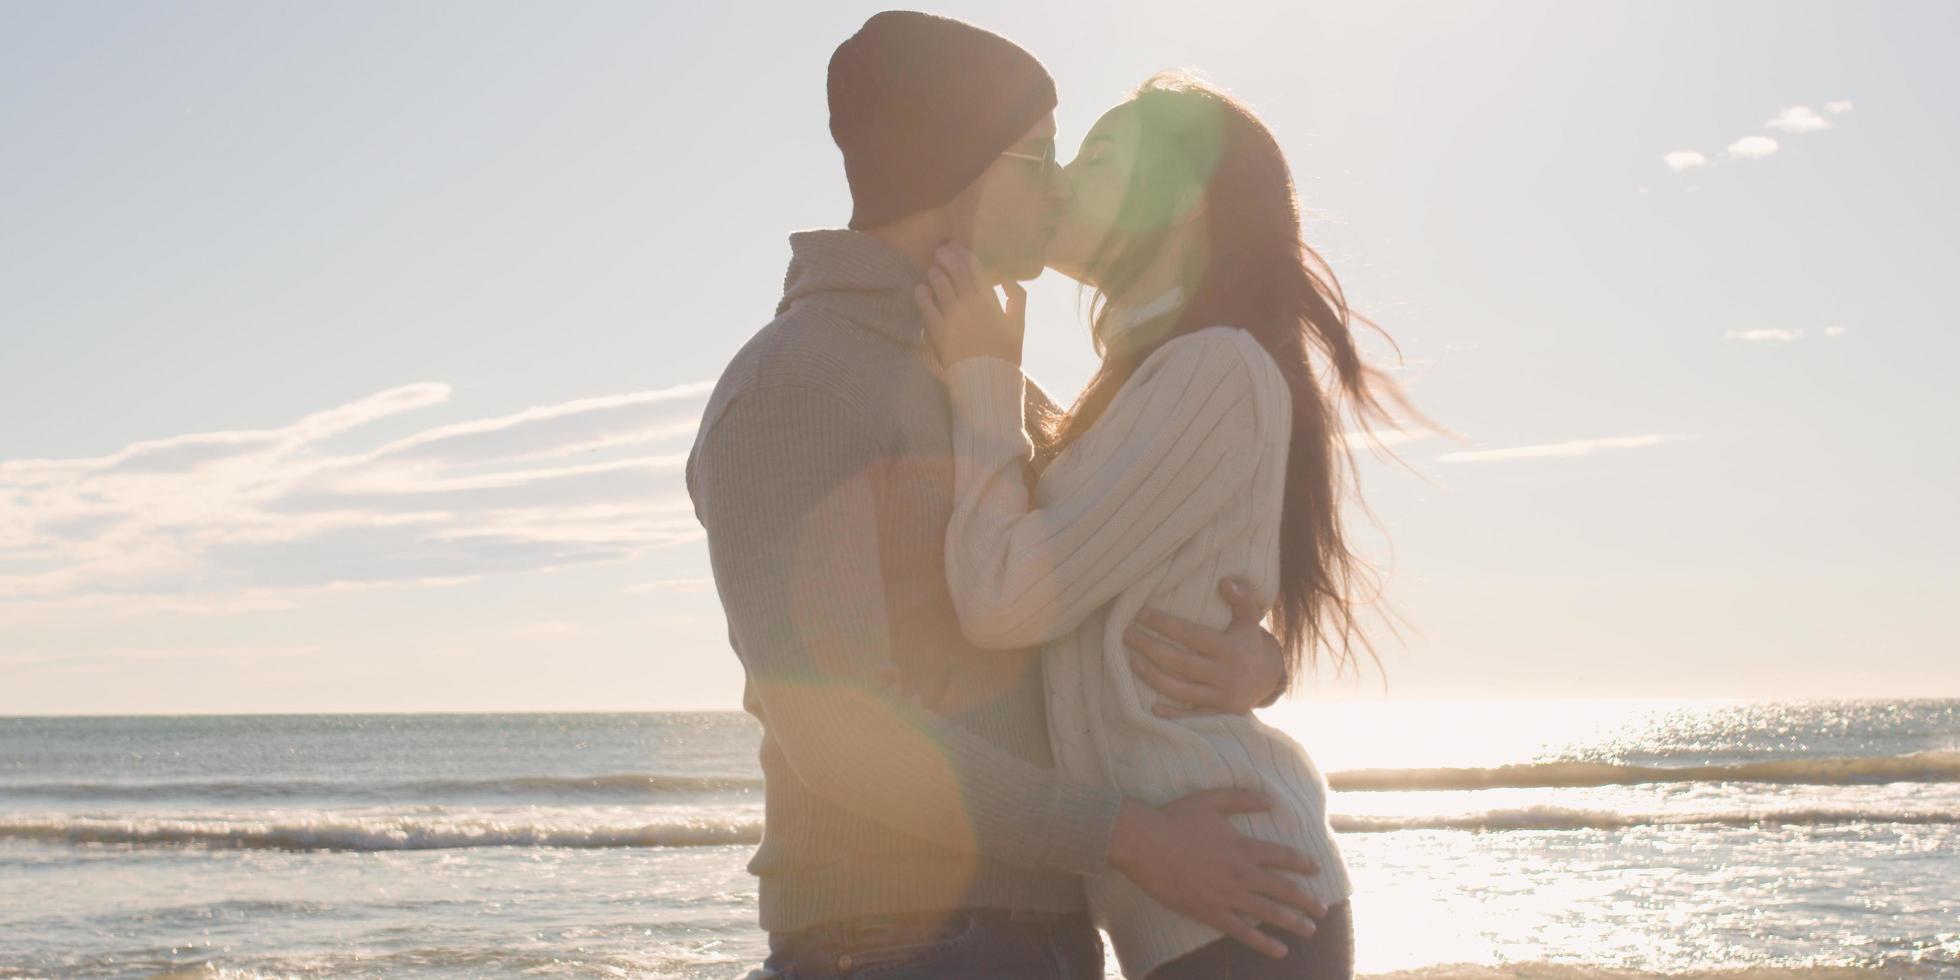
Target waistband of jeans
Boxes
[784,906,1084,948]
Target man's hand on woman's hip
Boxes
[1109,792,1326,958]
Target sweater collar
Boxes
[777,229,927,348]
[1096,284,1186,349]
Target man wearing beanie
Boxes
[688,12,1325,977]
[825,9,1061,279]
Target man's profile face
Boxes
[959,113,1065,283]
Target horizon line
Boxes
[6,693,1957,721]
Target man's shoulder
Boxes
[691,308,909,469]
[716,307,909,404]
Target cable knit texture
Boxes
[686,229,1122,935]
[943,327,1355,979]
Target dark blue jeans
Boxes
[757,908,1103,979]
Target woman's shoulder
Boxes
[1142,324,1278,372]
[1139,325,1290,412]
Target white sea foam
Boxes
[1328,751,1960,792]
[4,803,1953,853]
[0,814,763,851]
[0,771,763,801]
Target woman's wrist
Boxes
[938,339,1023,367]
[944,356,1031,462]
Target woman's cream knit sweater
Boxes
[943,324,1353,979]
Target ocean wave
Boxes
[1333,805,1960,833]
[3,804,1952,853]
[10,752,1950,807]
[0,815,764,852]
[1327,751,1960,792]
[0,772,763,802]
[1361,962,1924,980]
[114,956,1956,980]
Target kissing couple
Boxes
[690,10,1421,979]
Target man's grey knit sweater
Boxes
[685,229,1123,934]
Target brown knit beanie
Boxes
[827,11,1057,229]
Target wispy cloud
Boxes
[1766,106,1832,134]
[363,383,710,468]
[1723,326,1848,343]
[624,577,717,595]
[1,643,328,671]
[1724,328,1804,343]
[1659,99,1852,176]
[1436,434,1695,464]
[0,382,711,617]
[1726,135,1780,160]
[1663,150,1709,172]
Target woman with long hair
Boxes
[915,71,1434,979]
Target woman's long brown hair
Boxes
[1032,71,1439,689]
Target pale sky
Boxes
[2,0,1955,715]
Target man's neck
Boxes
[861,222,946,274]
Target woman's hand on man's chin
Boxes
[914,240,1027,365]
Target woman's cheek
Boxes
[1081,190,1121,249]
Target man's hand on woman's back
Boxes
[1128,576,1289,716]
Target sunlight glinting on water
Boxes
[6,704,1955,977]
[1255,697,1748,773]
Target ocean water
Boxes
[1,699,1955,979]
